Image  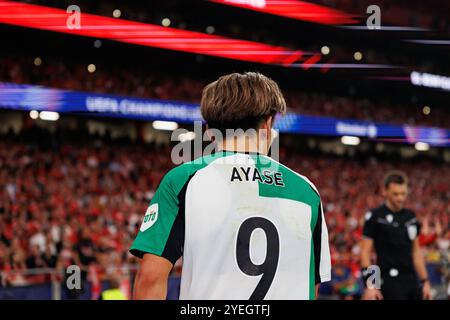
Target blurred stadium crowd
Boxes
[1,0,449,301]
[1,54,449,128]
[0,42,449,300]
[0,125,448,299]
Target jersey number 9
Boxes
[236,217,280,300]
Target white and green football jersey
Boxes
[130,151,331,300]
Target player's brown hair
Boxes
[383,170,408,188]
[200,72,287,134]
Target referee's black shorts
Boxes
[381,273,422,300]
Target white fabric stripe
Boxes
[319,202,332,282]
[263,155,331,282]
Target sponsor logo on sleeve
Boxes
[140,203,158,232]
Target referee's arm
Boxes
[360,212,383,300]
[412,238,432,300]
[360,211,376,271]
[360,237,374,270]
[360,237,383,300]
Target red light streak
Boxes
[209,0,360,25]
[0,0,309,65]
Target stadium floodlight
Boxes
[161,18,171,27]
[87,64,96,73]
[414,142,430,151]
[422,106,431,115]
[33,57,42,66]
[29,110,39,119]
[353,51,363,61]
[112,9,121,18]
[152,121,178,131]
[321,46,330,55]
[39,111,60,121]
[341,136,360,146]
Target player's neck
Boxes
[218,136,269,155]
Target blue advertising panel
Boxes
[0,82,448,146]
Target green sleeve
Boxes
[129,163,193,264]
[129,159,210,263]
[129,154,221,263]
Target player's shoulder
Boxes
[260,155,321,199]
[162,153,225,187]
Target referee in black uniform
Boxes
[360,171,432,300]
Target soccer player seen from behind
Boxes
[130,72,331,300]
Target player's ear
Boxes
[257,116,274,154]
[266,115,273,130]
[261,116,273,134]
